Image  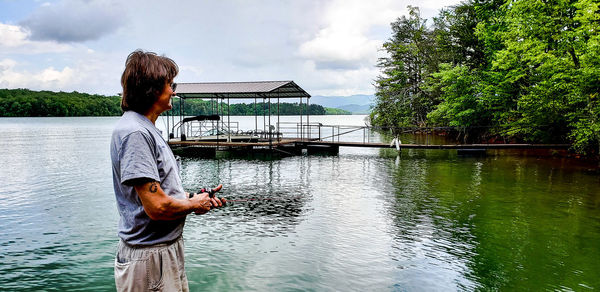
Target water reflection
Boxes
[382,152,600,290]
[180,157,310,239]
[0,118,118,291]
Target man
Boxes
[110,50,226,291]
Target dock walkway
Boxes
[301,140,570,149]
[167,138,570,155]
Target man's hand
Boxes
[208,184,223,197]
[190,184,226,214]
[192,184,223,198]
[207,184,226,207]
[189,192,213,215]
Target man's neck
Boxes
[144,110,159,125]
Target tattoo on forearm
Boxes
[149,182,158,193]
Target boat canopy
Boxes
[182,114,220,123]
[174,81,310,99]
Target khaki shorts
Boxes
[114,236,189,292]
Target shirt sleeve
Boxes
[119,131,160,185]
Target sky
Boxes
[0,0,462,97]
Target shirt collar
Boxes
[125,111,163,136]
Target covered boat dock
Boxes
[165,80,326,156]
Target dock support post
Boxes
[227,96,231,142]
[277,96,280,142]
[318,125,321,141]
[269,97,272,149]
[307,98,310,140]
[179,96,183,140]
[299,97,303,141]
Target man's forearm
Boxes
[135,181,199,221]
[149,197,195,220]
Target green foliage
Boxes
[166,98,341,116]
[0,88,121,117]
[426,64,487,128]
[325,107,352,115]
[372,0,600,154]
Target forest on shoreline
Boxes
[371,1,599,155]
[0,88,350,117]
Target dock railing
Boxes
[171,119,240,140]
[276,123,571,149]
[168,120,571,151]
[277,122,374,143]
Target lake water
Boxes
[0,116,599,291]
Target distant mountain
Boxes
[336,104,372,114]
[310,94,374,114]
[310,94,373,108]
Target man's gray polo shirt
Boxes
[110,111,185,246]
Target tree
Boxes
[372,6,438,129]
[372,0,600,154]
[427,64,489,141]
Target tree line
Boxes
[371,1,599,155]
[0,88,122,117]
[169,98,350,116]
[0,89,349,117]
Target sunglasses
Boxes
[171,82,177,92]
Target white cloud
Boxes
[298,0,404,70]
[294,0,463,95]
[293,0,410,94]
[418,0,464,10]
[178,65,204,81]
[0,58,73,89]
[0,54,123,94]
[0,22,71,54]
[298,60,379,96]
[0,23,29,47]
[39,66,75,85]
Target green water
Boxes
[385,151,600,290]
[0,117,599,291]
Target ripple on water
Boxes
[2,117,600,291]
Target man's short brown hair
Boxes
[120,50,179,114]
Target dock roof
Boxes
[175,81,311,99]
